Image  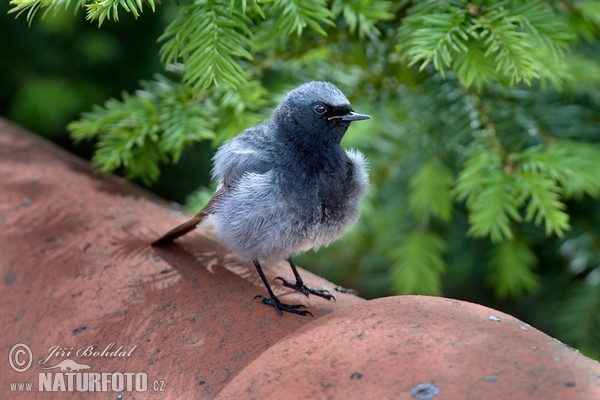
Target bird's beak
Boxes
[328,111,371,122]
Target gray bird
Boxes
[152,81,370,316]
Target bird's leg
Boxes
[253,259,312,316]
[274,258,336,301]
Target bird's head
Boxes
[273,82,370,146]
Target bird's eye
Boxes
[314,103,327,114]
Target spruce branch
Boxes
[391,230,447,295]
[556,283,600,357]
[455,146,521,241]
[69,67,218,184]
[580,1,600,27]
[159,0,254,94]
[236,0,265,18]
[331,0,395,39]
[488,238,539,299]
[86,0,156,26]
[210,80,270,144]
[397,3,469,75]
[397,0,575,89]
[454,140,580,241]
[269,0,334,36]
[8,0,155,25]
[9,0,85,23]
[516,170,569,237]
[517,141,600,200]
[408,159,454,223]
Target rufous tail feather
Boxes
[151,213,207,246]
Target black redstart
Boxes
[152,81,370,316]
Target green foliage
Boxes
[69,67,218,184]
[408,159,453,223]
[517,141,600,199]
[555,283,600,357]
[397,1,575,89]
[159,0,254,93]
[331,0,395,38]
[455,146,522,241]
[517,170,569,237]
[454,138,600,242]
[391,230,447,295]
[8,77,87,138]
[8,0,154,25]
[157,0,337,93]
[7,0,600,359]
[210,80,270,144]
[270,0,334,36]
[554,233,600,357]
[86,0,156,25]
[488,238,539,299]
[576,1,600,41]
[8,0,84,23]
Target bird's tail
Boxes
[151,213,208,246]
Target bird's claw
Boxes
[274,277,336,302]
[254,295,313,317]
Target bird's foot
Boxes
[254,295,313,316]
[274,277,336,301]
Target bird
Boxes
[152,81,370,316]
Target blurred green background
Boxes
[2,1,600,359]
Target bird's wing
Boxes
[152,124,276,246]
[211,122,276,187]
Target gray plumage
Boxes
[153,81,370,316]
